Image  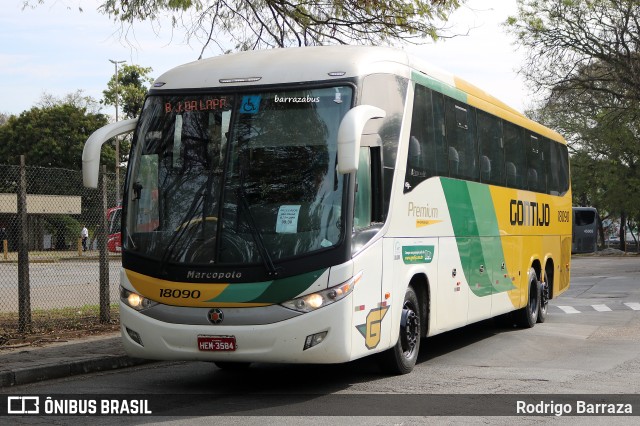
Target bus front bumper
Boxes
[119,298,354,364]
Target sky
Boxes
[0,0,528,118]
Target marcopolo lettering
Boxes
[509,199,550,227]
[187,270,242,280]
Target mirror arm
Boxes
[82,118,138,188]
[337,105,386,174]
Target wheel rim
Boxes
[540,282,549,312]
[400,301,420,359]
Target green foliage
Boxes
[102,64,154,119]
[44,214,82,250]
[0,102,111,170]
[506,0,640,112]
[510,0,640,246]
[96,0,462,54]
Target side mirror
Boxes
[82,118,138,188]
[336,105,386,174]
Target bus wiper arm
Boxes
[237,187,279,278]
[161,183,206,267]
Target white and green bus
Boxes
[83,46,572,374]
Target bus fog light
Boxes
[125,327,144,346]
[303,331,328,350]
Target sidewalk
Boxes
[0,333,153,388]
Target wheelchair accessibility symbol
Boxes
[240,95,261,114]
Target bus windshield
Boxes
[124,86,352,266]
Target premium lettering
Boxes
[408,202,438,218]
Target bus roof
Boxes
[151,45,564,143]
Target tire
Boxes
[214,362,251,370]
[537,278,549,323]
[515,267,540,328]
[379,286,421,375]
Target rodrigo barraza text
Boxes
[516,400,632,416]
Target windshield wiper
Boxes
[160,182,206,268]
[236,185,279,278]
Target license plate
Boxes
[197,335,237,352]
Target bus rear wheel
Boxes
[538,280,549,323]
[515,267,540,328]
[538,263,553,323]
[379,286,421,375]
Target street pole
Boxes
[109,59,125,203]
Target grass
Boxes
[0,304,120,347]
[1,249,121,262]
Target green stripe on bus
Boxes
[206,268,327,303]
[250,269,327,303]
[441,178,515,296]
[411,71,467,103]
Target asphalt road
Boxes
[0,260,121,312]
[2,256,640,424]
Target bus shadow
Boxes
[417,316,520,364]
[149,317,522,415]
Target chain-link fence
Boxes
[0,157,124,343]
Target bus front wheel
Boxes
[379,286,421,375]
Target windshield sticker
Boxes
[320,239,333,248]
[402,245,435,264]
[165,98,228,113]
[276,205,301,234]
[240,95,262,114]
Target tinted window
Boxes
[477,110,504,185]
[526,133,546,193]
[361,74,408,217]
[503,122,527,189]
[405,85,447,191]
[445,98,478,181]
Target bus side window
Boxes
[548,137,569,196]
[354,147,372,230]
[445,98,477,181]
[503,122,526,189]
[547,137,560,195]
[527,133,547,193]
[557,143,570,195]
[477,110,504,185]
[404,85,448,192]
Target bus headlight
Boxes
[120,287,157,311]
[281,271,362,313]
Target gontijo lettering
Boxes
[509,199,550,226]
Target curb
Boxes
[0,355,154,388]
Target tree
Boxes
[0,97,111,170]
[27,1,463,57]
[506,0,640,115]
[529,81,640,251]
[37,90,103,115]
[102,64,154,119]
[508,0,640,251]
